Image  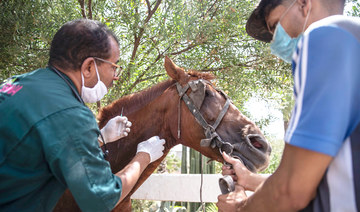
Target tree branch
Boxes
[130,0,162,62]
[77,0,86,18]
[88,0,92,19]
[145,0,162,23]
[201,62,253,72]
[127,72,165,94]
[122,0,163,88]
[145,0,151,14]
[139,74,165,82]
[169,42,202,55]
[127,45,170,93]
[203,0,218,19]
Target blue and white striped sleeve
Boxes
[285,25,360,157]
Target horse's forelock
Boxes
[187,70,215,81]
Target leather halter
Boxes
[175,79,234,155]
[176,79,240,198]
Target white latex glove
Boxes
[136,136,166,163]
[100,116,132,143]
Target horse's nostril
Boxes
[250,138,263,149]
[247,135,265,150]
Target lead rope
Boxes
[200,154,206,212]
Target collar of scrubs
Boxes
[48,65,109,159]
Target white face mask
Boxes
[81,60,108,103]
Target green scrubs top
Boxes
[0,68,122,212]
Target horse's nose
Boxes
[247,134,272,155]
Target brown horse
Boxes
[54,56,271,211]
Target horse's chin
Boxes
[231,153,257,173]
[214,148,270,173]
[227,134,271,173]
[230,152,270,173]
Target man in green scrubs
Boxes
[0,19,166,211]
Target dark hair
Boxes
[246,0,286,42]
[48,19,119,71]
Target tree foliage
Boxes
[0,0,295,111]
[0,0,80,79]
[1,0,359,132]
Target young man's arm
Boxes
[217,143,332,211]
[221,153,270,192]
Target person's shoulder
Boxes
[305,15,360,42]
[35,105,98,139]
[17,67,54,80]
[11,67,61,91]
[2,67,85,127]
[307,15,360,30]
[21,67,81,106]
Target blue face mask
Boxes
[270,23,301,63]
[269,0,311,63]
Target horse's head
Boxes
[164,56,271,172]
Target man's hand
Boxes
[100,116,132,143]
[222,152,256,191]
[217,184,247,212]
[222,152,248,180]
[136,136,166,163]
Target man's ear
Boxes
[81,57,95,78]
[298,0,311,17]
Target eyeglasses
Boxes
[93,57,123,77]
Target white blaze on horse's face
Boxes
[164,56,271,173]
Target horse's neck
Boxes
[107,100,178,173]
[128,103,177,149]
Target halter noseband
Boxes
[175,79,234,155]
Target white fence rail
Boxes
[131,174,255,203]
[131,174,223,202]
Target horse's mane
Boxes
[97,70,214,128]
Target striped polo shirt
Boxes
[284,15,360,211]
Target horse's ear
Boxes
[164,56,188,84]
